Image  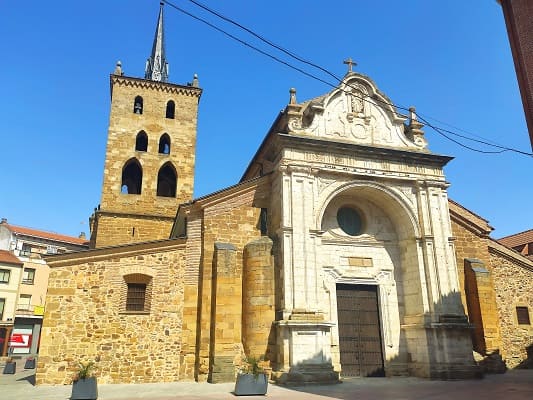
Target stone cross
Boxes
[343,58,357,73]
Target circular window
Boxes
[337,207,363,236]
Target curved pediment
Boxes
[287,73,427,150]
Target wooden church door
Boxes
[336,283,385,377]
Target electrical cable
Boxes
[162,0,533,157]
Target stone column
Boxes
[464,258,501,355]
[404,182,480,379]
[208,242,242,383]
[242,237,275,361]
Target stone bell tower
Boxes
[90,3,202,248]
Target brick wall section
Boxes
[500,0,533,146]
[36,240,187,385]
[93,75,201,248]
[489,244,533,368]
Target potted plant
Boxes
[71,360,98,400]
[234,355,268,396]
[2,357,16,374]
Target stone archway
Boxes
[317,182,421,377]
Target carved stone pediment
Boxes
[287,73,427,150]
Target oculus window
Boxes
[337,206,363,236]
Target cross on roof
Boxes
[343,58,357,73]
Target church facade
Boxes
[36,5,532,385]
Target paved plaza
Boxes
[1,358,532,400]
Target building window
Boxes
[20,243,31,257]
[22,268,35,285]
[0,298,5,320]
[166,100,175,119]
[121,158,143,195]
[517,306,531,325]
[123,273,152,313]
[133,96,143,114]
[135,131,148,152]
[18,294,31,311]
[0,269,10,284]
[46,245,57,254]
[337,206,363,236]
[156,162,177,197]
[126,283,146,311]
[158,133,171,154]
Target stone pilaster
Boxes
[208,243,242,383]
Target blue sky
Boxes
[0,1,531,239]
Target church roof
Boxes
[145,2,169,82]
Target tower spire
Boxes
[145,2,169,82]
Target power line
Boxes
[163,0,533,157]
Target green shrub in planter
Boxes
[234,355,268,396]
[71,361,98,400]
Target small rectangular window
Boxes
[22,268,35,285]
[18,294,32,311]
[517,306,531,325]
[0,269,10,283]
[46,245,57,254]
[20,243,31,257]
[126,283,146,311]
[0,298,5,320]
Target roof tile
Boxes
[3,224,89,246]
[0,250,23,265]
[498,229,533,248]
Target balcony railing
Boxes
[15,304,44,316]
[21,278,34,285]
[16,304,33,316]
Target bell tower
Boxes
[90,3,202,248]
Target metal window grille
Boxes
[126,283,146,311]
[517,306,531,325]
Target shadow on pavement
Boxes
[17,373,36,386]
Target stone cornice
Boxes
[96,210,175,221]
[277,133,453,167]
[110,74,202,98]
[44,238,185,267]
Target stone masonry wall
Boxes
[195,186,267,382]
[94,75,201,248]
[36,240,187,385]
[489,249,533,368]
[451,219,502,353]
[93,213,174,248]
[101,76,200,214]
[243,237,275,361]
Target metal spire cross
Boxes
[343,58,357,73]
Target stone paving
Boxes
[1,358,532,400]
